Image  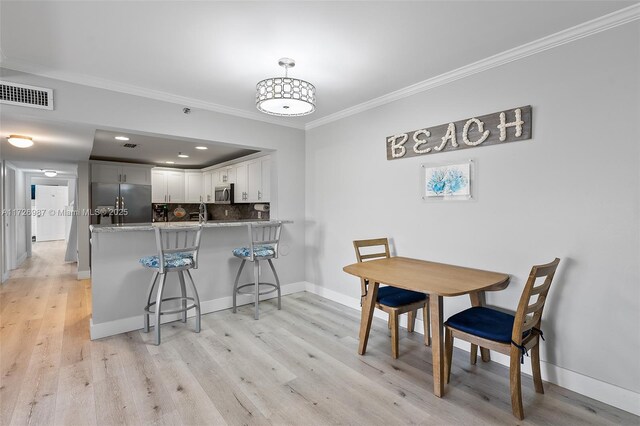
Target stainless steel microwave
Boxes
[214,184,234,204]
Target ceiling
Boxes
[91,129,258,169]
[0,1,632,128]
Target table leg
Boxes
[469,291,491,362]
[358,281,379,355]
[430,295,444,397]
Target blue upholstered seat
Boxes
[139,252,194,269]
[445,306,526,343]
[232,245,276,259]
[376,286,427,307]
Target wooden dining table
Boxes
[343,256,510,397]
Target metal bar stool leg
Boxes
[178,271,187,323]
[154,273,167,345]
[185,270,201,333]
[233,260,246,313]
[267,259,281,310]
[144,272,159,333]
[254,260,260,320]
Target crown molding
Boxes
[305,3,640,130]
[0,59,306,130]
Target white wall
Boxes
[305,22,639,408]
[3,162,28,269]
[0,68,307,284]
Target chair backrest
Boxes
[154,225,203,273]
[248,222,282,261]
[511,258,561,344]
[353,238,391,299]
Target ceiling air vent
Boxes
[0,80,54,110]
[123,143,138,148]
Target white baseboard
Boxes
[16,252,27,267]
[77,270,91,280]
[89,280,307,340]
[304,283,640,416]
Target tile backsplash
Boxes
[153,203,270,222]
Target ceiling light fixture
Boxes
[178,152,189,158]
[7,134,34,148]
[166,161,175,164]
[256,58,316,116]
[115,136,130,141]
[43,170,58,177]
[195,146,208,150]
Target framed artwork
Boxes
[422,160,473,201]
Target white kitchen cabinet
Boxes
[152,169,185,203]
[203,170,214,203]
[234,162,248,202]
[92,163,151,185]
[233,156,271,203]
[260,157,271,202]
[185,171,204,203]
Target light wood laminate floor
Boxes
[1,241,637,425]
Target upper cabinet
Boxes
[234,156,271,203]
[203,170,214,203]
[91,163,151,185]
[184,171,204,203]
[152,169,185,203]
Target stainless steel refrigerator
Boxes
[91,183,152,225]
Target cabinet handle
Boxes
[258,191,261,200]
[119,174,122,182]
[169,195,171,202]
[123,174,127,182]
[164,195,167,202]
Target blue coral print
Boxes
[426,165,469,196]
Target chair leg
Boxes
[232,260,246,313]
[510,345,525,420]
[267,259,281,310]
[388,315,392,330]
[254,261,260,320]
[178,271,187,323]
[154,273,167,345]
[185,270,201,333]
[407,310,417,332]
[422,304,431,346]
[531,343,544,394]
[470,344,478,365]
[390,311,399,359]
[144,272,159,333]
[445,327,453,384]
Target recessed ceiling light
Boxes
[7,135,34,148]
[115,136,130,141]
[178,152,189,158]
[43,170,58,177]
[195,146,208,150]
[165,161,175,164]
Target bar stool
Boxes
[139,225,203,345]
[232,222,282,320]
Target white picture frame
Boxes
[421,159,474,201]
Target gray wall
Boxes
[305,23,639,395]
[0,68,307,284]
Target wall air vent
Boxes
[123,143,138,148]
[0,80,54,110]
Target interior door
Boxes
[35,185,69,241]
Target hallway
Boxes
[1,242,636,425]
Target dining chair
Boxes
[139,225,203,345]
[353,238,430,359]
[444,258,561,420]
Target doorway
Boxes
[34,185,69,242]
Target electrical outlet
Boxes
[258,211,262,219]
[225,209,228,217]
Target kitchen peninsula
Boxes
[89,220,295,339]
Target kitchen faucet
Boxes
[198,201,208,224]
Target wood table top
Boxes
[343,256,510,296]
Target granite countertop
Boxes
[90,219,292,233]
